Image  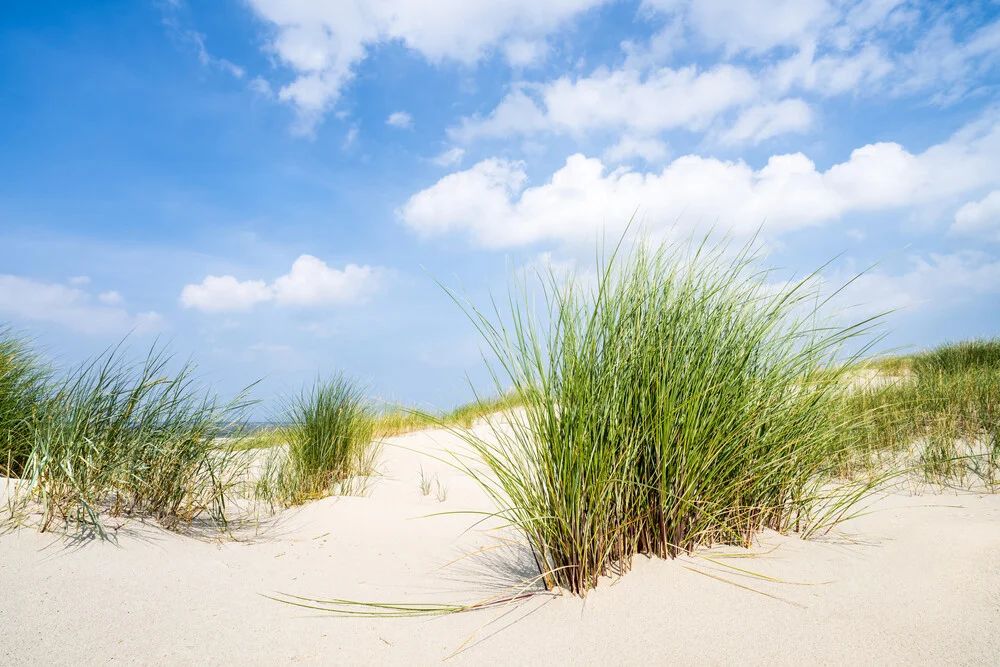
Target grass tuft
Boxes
[0,327,49,478]
[447,232,885,595]
[7,342,254,537]
[256,375,377,506]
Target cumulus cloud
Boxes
[451,65,759,142]
[400,114,1000,248]
[179,276,273,313]
[243,0,611,130]
[951,190,1000,242]
[272,255,384,307]
[179,255,386,314]
[386,111,413,129]
[0,275,162,335]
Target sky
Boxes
[1,0,999,415]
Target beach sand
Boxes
[2,423,999,666]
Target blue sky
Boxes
[2,0,999,415]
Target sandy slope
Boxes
[2,424,999,666]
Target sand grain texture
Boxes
[2,424,999,666]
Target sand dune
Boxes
[2,424,999,666]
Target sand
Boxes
[2,423,999,666]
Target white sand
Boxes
[2,424,999,666]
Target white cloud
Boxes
[718,99,813,145]
[180,255,386,314]
[503,38,549,67]
[272,255,383,306]
[244,0,610,130]
[248,76,274,98]
[0,275,162,335]
[431,147,466,167]
[68,276,90,285]
[604,135,669,163]
[451,64,759,142]
[770,43,894,96]
[179,276,272,313]
[401,114,1000,248]
[97,290,124,306]
[640,1,995,106]
[386,111,413,129]
[833,251,1000,317]
[642,0,837,53]
[951,190,1000,242]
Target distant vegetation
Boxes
[835,338,1000,487]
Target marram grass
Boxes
[6,342,255,537]
[833,339,1000,487]
[0,328,49,478]
[447,233,885,595]
[256,374,377,506]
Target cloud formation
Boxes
[0,276,162,335]
[244,0,611,131]
[180,255,386,313]
[450,65,759,143]
[401,114,1000,247]
[951,190,1000,242]
[386,111,413,129]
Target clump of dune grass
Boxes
[7,343,254,537]
[0,328,49,478]
[257,375,377,506]
[447,233,884,595]
[830,339,1000,488]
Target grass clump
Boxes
[450,234,882,595]
[0,328,49,478]
[831,339,1000,487]
[257,375,377,506]
[8,344,253,537]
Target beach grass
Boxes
[829,339,1000,486]
[0,328,49,478]
[256,375,377,506]
[447,232,885,594]
[5,342,254,537]
[372,407,436,438]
